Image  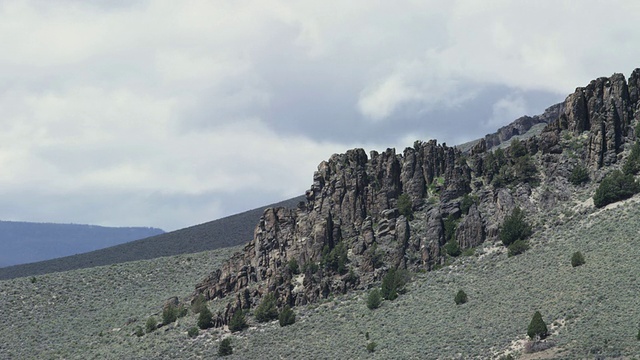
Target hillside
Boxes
[2,68,640,359]
[0,196,303,280]
[0,221,164,268]
[1,186,639,358]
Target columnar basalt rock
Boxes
[455,204,485,250]
[547,71,640,167]
[193,68,640,329]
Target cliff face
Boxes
[547,69,640,167]
[193,68,640,327]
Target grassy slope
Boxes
[0,246,240,360]
[2,192,640,359]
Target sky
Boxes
[0,0,639,232]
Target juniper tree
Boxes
[255,293,278,323]
[527,311,548,340]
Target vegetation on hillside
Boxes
[483,139,539,187]
[5,193,640,358]
[255,293,279,323]
[593,170,640,208]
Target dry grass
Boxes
[3,193,640,358]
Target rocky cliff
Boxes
[192,68,640,328]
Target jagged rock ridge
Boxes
[193,68,640,327]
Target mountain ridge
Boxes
[0,196,303,280]
[190,68,640,332]
[0,221,164,268]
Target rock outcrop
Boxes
[482,103,564,150]
[546,71,639,167]
[193,68,640,328]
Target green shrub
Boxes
[510,138,527,158]
[527,311,548,340]
[287,258,300,275]
[460,194,478,215]
[321,241,348,274]
[197,305,213,330]
[507,239,530,257]
[637,328,640,341]
[162,303,178,325]
[134,326,144,337]
[177,305,187,318]
[228,309,248,333]
[145,316,157,334]
[218,337,233,356]
[255,293,279,323]
[513,154,538,185]
[366,341,377,353]
[443,215,458,243]
[444,240,461,257]
[367,288,382,310]
[278,305,296,327]
[593,170,640,208]
[462,247,475,257]
[454,290,468,305]
[302,262,319,274]
[29,276,36,284]
[187,326,199,338]
[571,251,585,267]
[191,294,207,314]
[381,268,409,301]
[500,207,532,246]
[623,141,640,175]
[397,193,414,220]
[569,164,589,185]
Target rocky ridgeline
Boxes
[192,69,640,328]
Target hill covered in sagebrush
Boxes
[3,68,640,359]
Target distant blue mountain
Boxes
[0,221,164,267]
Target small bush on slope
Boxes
[454,290,468,305]
[527,311,548,340]
[571,251,585,267]
[367,288,382,310]
[197,306,213,330]
[287,258,300,275]
[187,326,199,338]
[229,309,248,333]
[381,268,409,301]
[145,316,157,334]
[162,303,178,325]
[507,239,530,257]
[191,293,206,314]
[134,326,144,337]
[444,240,461,257]
[397,193,413,220]
[366,341,377,353]
[569,164,589,185]
[321,241,348,274]
[218,337,233,356]
[255,293,278,323]
[500,207,532,246]
[593,170,640,208]
[623,141,640,175]
[278,305,296,327]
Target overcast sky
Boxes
[1,1,639,231]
